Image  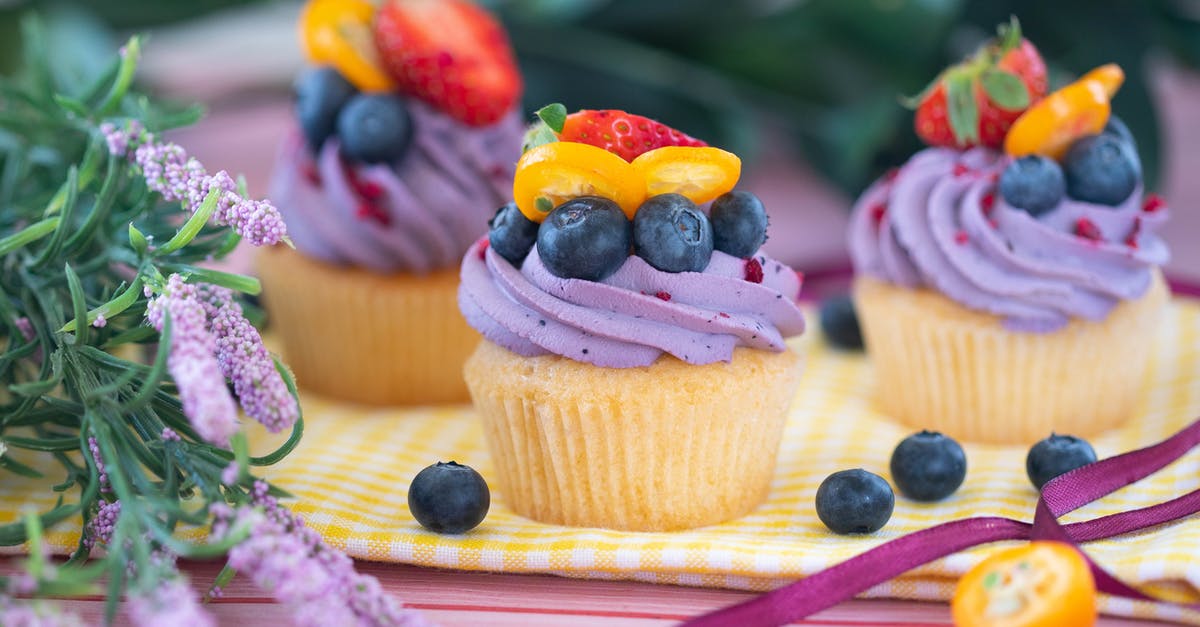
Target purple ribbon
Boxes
[685,417,1200,626]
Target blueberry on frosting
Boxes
[999,155,1064,216]
[632,194,714,273]
[536,196,631,281]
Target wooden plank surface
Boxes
[2,559,1169,625]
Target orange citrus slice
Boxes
[630,146,742,204]
[300,0,394,92]
[1081,63,1124,98]
[1004,65,1122,160]
[952,541,1096,627]
[513,142,646,222]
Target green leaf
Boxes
[129,223,149,254]
[0,502,79,544]
[32,166,79,268]
[944,71,979,145]
[102,325,156,349]
[157,186,220,254]
[63,263,90,345]
[0,217,60,256]
[207,563,238,601]
[98,35,140,116]
[229,431,250,484]
[215,231,243,258]
[995,16,1022,53]
[64,155,123,253]
[121,312,170,410]
[172,265,261,295]
[4,436,80,452]
[0,455,45,479]
[60,277,144,333]
[535,103,568,133]
[980,69,1029,111]
[52,94,89,119]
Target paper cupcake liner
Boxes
[464,341,803,531]
[257,246,478,406]
[853,272,1169,444]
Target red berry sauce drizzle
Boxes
[1074,218,1104,242]
[1143,193,1166,213]
[340,159,392,226]
[870,203,887,226]
[744,258,764,284]
[300,160,322,187]
[1126,217,1142,249]
[685,416,1200,626]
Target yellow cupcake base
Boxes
[464,341,803,531]
[257,246,478,406]
[853,272,1169,444]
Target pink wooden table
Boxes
[2,560,1162,626]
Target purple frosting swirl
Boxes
[269,101,524,274]
[848,147,1170,332]
[459,243,806,368]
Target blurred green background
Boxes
[2,0,1198,195]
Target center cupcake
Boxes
[459,105,807,531]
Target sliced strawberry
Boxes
[522,103,706,161]
[373,0,521,127]
[559,109,706,161]
[911,18,1048,149]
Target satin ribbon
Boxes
[685,417,1200,626]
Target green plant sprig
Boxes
[0,16,302,622]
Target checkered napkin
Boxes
[3,300,1198,623]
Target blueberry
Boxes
[488,202,539,265]
[889,431,966,502]
[815,469,894,534]
[537,196,632,281]
[1026,434,1097,490]
[819,295,863,351]
[336,93,413,164]
[999,155,1066,216]
[408,461,490,534]
[709,191,768,258]
[1063,134,1140,206]
[632,194,714,273]
[295,67,357,152]
[1102,114,1135,148]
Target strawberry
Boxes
[522,103,706,161]
[373,0,522,127]
[911,18,1047,149]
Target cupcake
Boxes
[458,105,806,531]
[848,22,1170,443]
[258,0,523,405]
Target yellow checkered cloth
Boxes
[2,300,1198,623]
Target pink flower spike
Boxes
[146,275,239,446]
[104,124,287,246]
[215,482,433,627]
[199,286,299,433]
[127,578,215,627]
